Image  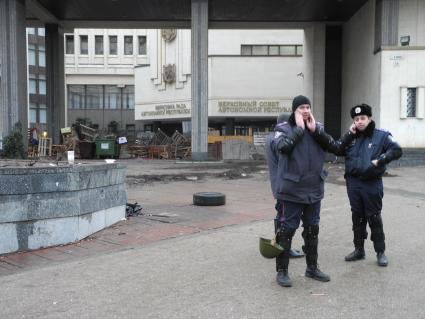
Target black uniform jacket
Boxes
[313,121,402,180]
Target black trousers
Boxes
[346,177,385,252]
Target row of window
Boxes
[65,35,147,56]
[67,85,135,110]
[27,28,45,36]
[241,45,303,56]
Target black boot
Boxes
[302,225,330,282]
[276,228,295,287]
[305,265,331,282]
[276,269,292,287]
[368,214,387,266]
[377,252,388,267]
[345,248,365,261]
[345,214,367,262]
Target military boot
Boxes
[276,228,295,287]
[368,214,387,267]
[305,265,331,282]
[345,248,365,261]
[302,225,331,282]
[276,269,292,287]
[346,215,367,261]
[377,252,388,267]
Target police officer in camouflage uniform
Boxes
[312,103,402,267]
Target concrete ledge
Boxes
[0,184,127,223]
[0,163,126,195]
[0,163,127,255]
[0,206,125,254]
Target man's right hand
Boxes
[349,123,356,134]
[295,111,305,129]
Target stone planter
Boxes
[0,162,127,255]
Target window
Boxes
[124,36,133,55]
[29,75,37,94]
[109,36,117,55]
[122,85,135,109]
[38,45,46,67]
[28,44,36,66]
[279,45,296,55]
[126,124,135,133]
[27,28,36,35]
[252,45,268,55]
[80,35,88,55]
[29,103,37,123]
[29,103,47,124]
[67,85,85,109]
[138,36,147,55]
[38,74,46,95]
[400,87,425,119]
[240,44,303,56]
[86,85,104,109]
[234,125,249,136]
[104,85,121,109]
[296,45,303,56]
[65,35,74,54]
[241,45,252,56]
[144,124,153,132]
[95,35,104,55]
[268,46,279,56]
[407,88,417,118]
[39,107,47,124]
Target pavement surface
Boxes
[0,159,424,319]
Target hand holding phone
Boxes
[306,114,316,132]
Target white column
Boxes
[0,0,27,144]
[191,0,208,161]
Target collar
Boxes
[356,120,375,138]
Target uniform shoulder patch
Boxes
[274,131,283,138]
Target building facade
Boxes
[13,0,424,149]
[64,28,148,134]
[135,29,305,136]
[342,0,425,147]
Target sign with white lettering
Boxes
[210,99,292,116]
[136,101,192,120]
[136,99,292,120]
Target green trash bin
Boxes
[95,139,116,158]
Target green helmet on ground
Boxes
[259,237,284,258]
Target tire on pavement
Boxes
[193,192,226,206]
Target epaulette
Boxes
[376,128,389,133]
[274,122,289,132]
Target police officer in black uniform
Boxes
[312,103,402,266]
[265,95,348,287]
[266,113,304,269]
